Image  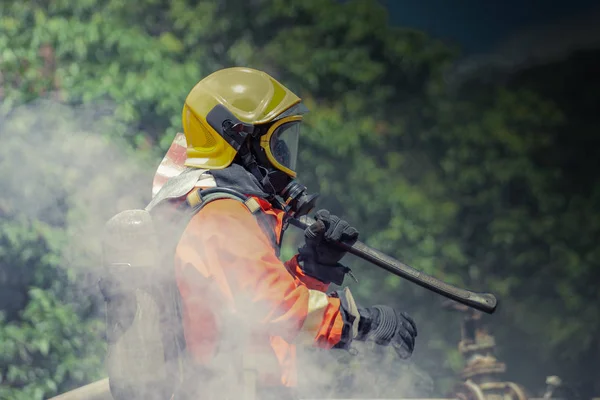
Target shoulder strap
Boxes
[185,187,281,256]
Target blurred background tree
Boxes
[0,0,598,399]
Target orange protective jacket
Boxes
[173,193,345,388]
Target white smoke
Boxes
[0,98,154,283]
[0,97,432,400]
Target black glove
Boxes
[356,305,417,359]
[333,288,418,359]
[297,209,359,285]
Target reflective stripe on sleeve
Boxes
[294,289,330,345]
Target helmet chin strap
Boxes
[234,140,269,189]
[247,138,290,195]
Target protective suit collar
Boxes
[208,163,270,199]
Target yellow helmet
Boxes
[182,67,308,178]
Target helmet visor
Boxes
[270,122,300,173]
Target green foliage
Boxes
[0,214,105,399]
[1,0,598,398]
[0,289,104,400]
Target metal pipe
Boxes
[289,216,497,314]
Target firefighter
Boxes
[173,67,417,399]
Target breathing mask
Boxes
[207,103,319,218]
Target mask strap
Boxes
[237,143,265,184]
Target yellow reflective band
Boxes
[294,289,330,345]
[244,197,261,214]
[186,189,202,208]
[342,287,360,339]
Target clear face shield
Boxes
[260,115,303,177]
[257,104,319,216]
[270,121,300,174]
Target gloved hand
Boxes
[356,305,417,359]
[333,288,417,359]
[297,209,359,285]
